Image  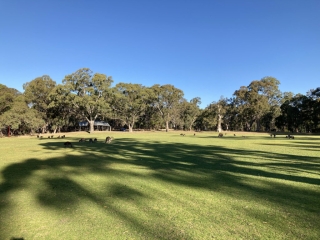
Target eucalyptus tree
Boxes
[276,89,320,132]
[181,97,202,131]
[62,68,113,132]
[309,87,320,131]
[204,98,228,132]
[139,104,163,130]
[0,84,21,136]
[47,84,74,133]
[110,83,150,132]
[23,75,56,133]
[197,106,217,131]
[276,94,304,132]
[150,84,184,132]
[0,84,20,116]
[0,95,45,135]
[232,77,281,131]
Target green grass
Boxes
[0,131,319,239]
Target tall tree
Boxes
[62,68,113,132]
[0,84,20,115]
[47,84,74,133]
[181,97,201,131]
[232,77,281,131]
[150,84,184,132]
[23,75,56,133]
[110,83,150,132]
[277,90,320,133]
[0,95,45,135]
[204,98,228,132]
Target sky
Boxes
[1,0,319,108]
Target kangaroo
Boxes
[105,136,113,143]
[218,133,223,137]
[64,141,73,147]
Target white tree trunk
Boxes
[166,121,169,132]
[89,120,95,132]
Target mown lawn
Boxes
[0,131,319,239]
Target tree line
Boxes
[0,68,319,136]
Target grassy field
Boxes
[0,131,319,240]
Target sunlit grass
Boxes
[0,131,319,239]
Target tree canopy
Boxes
[0,70,319,135]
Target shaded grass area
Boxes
[0,132,320,239]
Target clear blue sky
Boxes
[1,0,319,108]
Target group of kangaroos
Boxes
[63,136,113,148]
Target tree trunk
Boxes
[166,121,169,132]
[217,114,222,132]
[256,118,261,132]
[128,124,133,132]
[89,120,95,132]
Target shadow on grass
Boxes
[0,137,320,238]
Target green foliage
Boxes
[47,84,74,133]
[0,84,20,115]
[276,91,320,132]
[232,76,281,131]
[150,84,184,131]
[0,95,45,134]
[111,83,150,132]
[23,75,56,115]
[62,68,113,132]
[2,72,318,134]
[181,97,201,131]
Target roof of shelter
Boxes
[79,121,110,127]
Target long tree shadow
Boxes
[0,137,320,238]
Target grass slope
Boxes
[0,131,319,239]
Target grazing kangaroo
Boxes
[218,133,223,137]
[105,136,113,143]
[234,134,236,136]
[79,138,85,142]
[64,141,73,147]
[180,133,185,136]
